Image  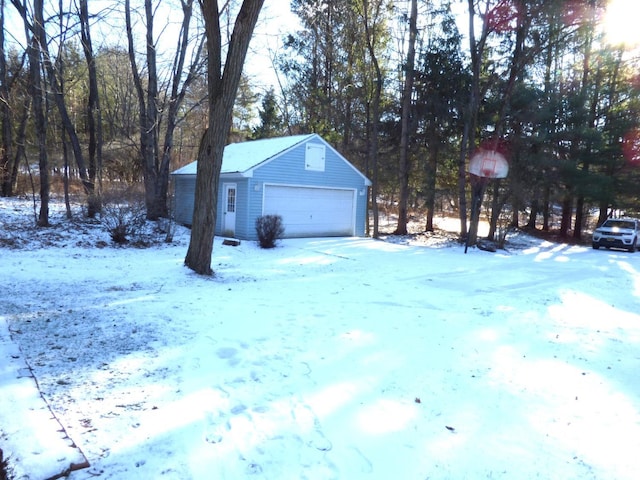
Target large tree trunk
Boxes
[126,0,161,219]
[574,195,586,240]
[394,0,417,235]
[185,0,264,275]
[559,193,572,238]
[526,196,539,229]
[542,185,551,231]
[424,145,438,232]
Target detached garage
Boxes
[171,134,371,240]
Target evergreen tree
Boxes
[253,88,283,139]
[232,74,259,140]
[414,1,468,231]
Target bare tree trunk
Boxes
[14,0,94,210]
[79,0,103,217]
[573,5,599,241]
[460,0,483,244]
[14,0,50,225]
[126,0,203,220]
[466,0,538,246]
[47,61,94,201]
[126,0,160,219]
[62,127,72,218]
[559,194,572,238]
[185,0,264,275]
[158,0,205,218]
[542,185,551,231]
[31,35,48,226]
[12,97,30,189]
[457,124,470,238]
[487,179,510,240]
[394,0,417,235]
[459,0,488,240]
[424,145,438,232]
[0,0,14,197]
[361,0,384,239]
[526,196,539,229]
[57,0,72,219]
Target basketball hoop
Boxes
[469,149,509,179]
[464,147,509,254]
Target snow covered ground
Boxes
[1,197,640,479]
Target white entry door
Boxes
[223,183,237,236]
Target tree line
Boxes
[277,0,640,243]
[1,0,639,248]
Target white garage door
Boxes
[263,185,356,237]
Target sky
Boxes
[1,0,298,91]
[1,197,640,479]
[244,1,301,91]
[603,0,640,46]
[4,0,638,95]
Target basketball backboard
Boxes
[468,149,509,178]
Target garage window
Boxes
[305,143,325,171]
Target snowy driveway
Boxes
[2,232,640,479]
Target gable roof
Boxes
[171,134,316,176]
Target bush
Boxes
[1,448,13,480]
[255,214,284,248]
[100,189,147,244]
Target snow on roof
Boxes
[172,134,316,175]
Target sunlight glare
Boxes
[603,0,640,46]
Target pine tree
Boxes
[253,88,283,139]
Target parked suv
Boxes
[592,218,640,252]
